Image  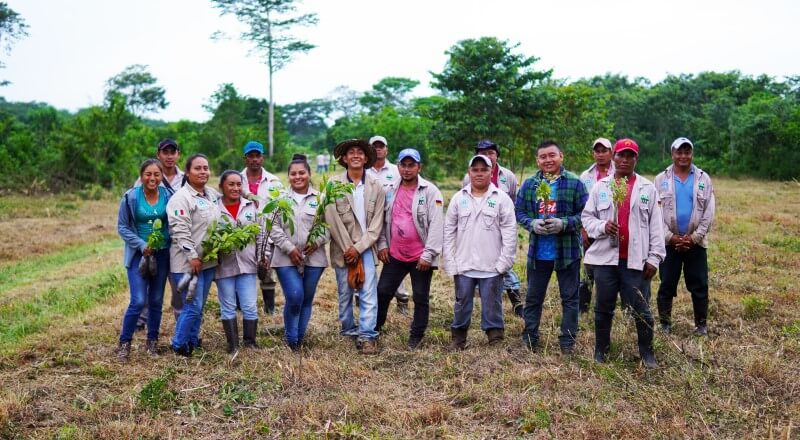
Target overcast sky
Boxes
[2,0,799,122]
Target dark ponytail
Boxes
[287,153,311,174]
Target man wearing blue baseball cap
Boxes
[240,140,284,322]
[375,148,445,349]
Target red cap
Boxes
[613,138,639,155]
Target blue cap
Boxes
[243,141,264,155]
[397,148,421,163]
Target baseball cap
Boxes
[468,154,492,167]
[369,135,388,146]
[592,137,612,150]
[670,137,694,150]
[397,148,421,163]
[243,141,264,155]
[613,138,639,155]
[158,138,179,151]
[475,139,499,152]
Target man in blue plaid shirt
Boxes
[515,140,589,354]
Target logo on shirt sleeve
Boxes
[435,199,443,207]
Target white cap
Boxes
[592,137,612,150]
[670,137,693,150]
[369,135,387,146]
[468,154,492,167]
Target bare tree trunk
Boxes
[269,67,274,158]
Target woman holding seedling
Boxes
[271,154,334,351]
[168,154,220,357]
[116,159,174,362]
[213,170,264,353]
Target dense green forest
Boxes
[1,36,799,193]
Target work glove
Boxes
[532,219,548,235]
[543,218,564,234]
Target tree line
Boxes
[1,36,799,193]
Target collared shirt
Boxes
[367,162,400,195]
[674,169,695,235]
[348,172,367,234]
[579,163,615,194]
[389,184,425,262]
[515,166,588,270]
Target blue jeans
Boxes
[451,274,504,331]
[216,273,258,320]
[333,249,378,341]
[171,267,215,351]
[275,266,325,345]
[522,259,580,349]
[120,248,170,342]
[503,268,521,291]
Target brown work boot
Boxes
[359,339,379,355]
[117,341,131,363]
[448,328,468,351]
[486,328,504,346]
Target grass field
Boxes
[0,177,798,439]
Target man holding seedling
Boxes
[325,139,386,355]
[375,148,444,350]
[516,140,588,355]
[367,135,411,314]
[582,138,665,369]
[444,154,517,349]
[463,140,523,318]
[241,141,283,321]
[577,138,615,314]
[654,137,715,337]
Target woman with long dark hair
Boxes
[116,159,173,361]
[271,154,330,350]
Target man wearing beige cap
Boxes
[577,138,615,314]
[367,135,410,314]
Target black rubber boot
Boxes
[506,289,523,318]
[578,281,592,313]
[243,319,259,348]
[692,296,708,328]
[486,328,504,346]
[262,288,275,315]
[657,295,673,328]
[636,316,658,369]
[594,315,612,363]
[222,319,239,354]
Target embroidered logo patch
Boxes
[500,175,507,184]
[599,191,609,202]
[309,200,318,208]
[661,180,669,189]
[418,197,425,205]
[487,199,497,208]
[196,199,208,209]
[460,198,468,208]
[245,213,253,221]
[698,182,706,190]
[386,174,393,180]
[435,199,443,207]
[640,194,650,203]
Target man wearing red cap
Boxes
[582,138,666,369]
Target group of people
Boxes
[116,133,715,369]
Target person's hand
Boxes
[544,218,564,234]
[377,248,390,264]
[344,246,359,265]
[532,219,548,235]
[416,258,432,271]
[581,229,591,250]
[190,258,202,275]
[289,247,304,266]
[604,220,619,236]
[142,247,154,257]
[302,243,318,256]
[643,262,657,280]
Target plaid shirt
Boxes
[515,166,588,270]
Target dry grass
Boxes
[0,178,798,438]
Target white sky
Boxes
[2,0,799,122]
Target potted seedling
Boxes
[298,175,354,274]
[608,176,629,248]
[138,218,166,278]
[535,173,557,219]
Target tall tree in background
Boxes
[211,0,318,158]
[359,77,420,113]
[105,64,168,117]
[0,2,29,86]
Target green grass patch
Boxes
[139,367,178,415]
[741,294,770,320]
[0,265,125,351]
[0,238,120,292]
[762,235,800,253]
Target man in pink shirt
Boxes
[375,149,445,349]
